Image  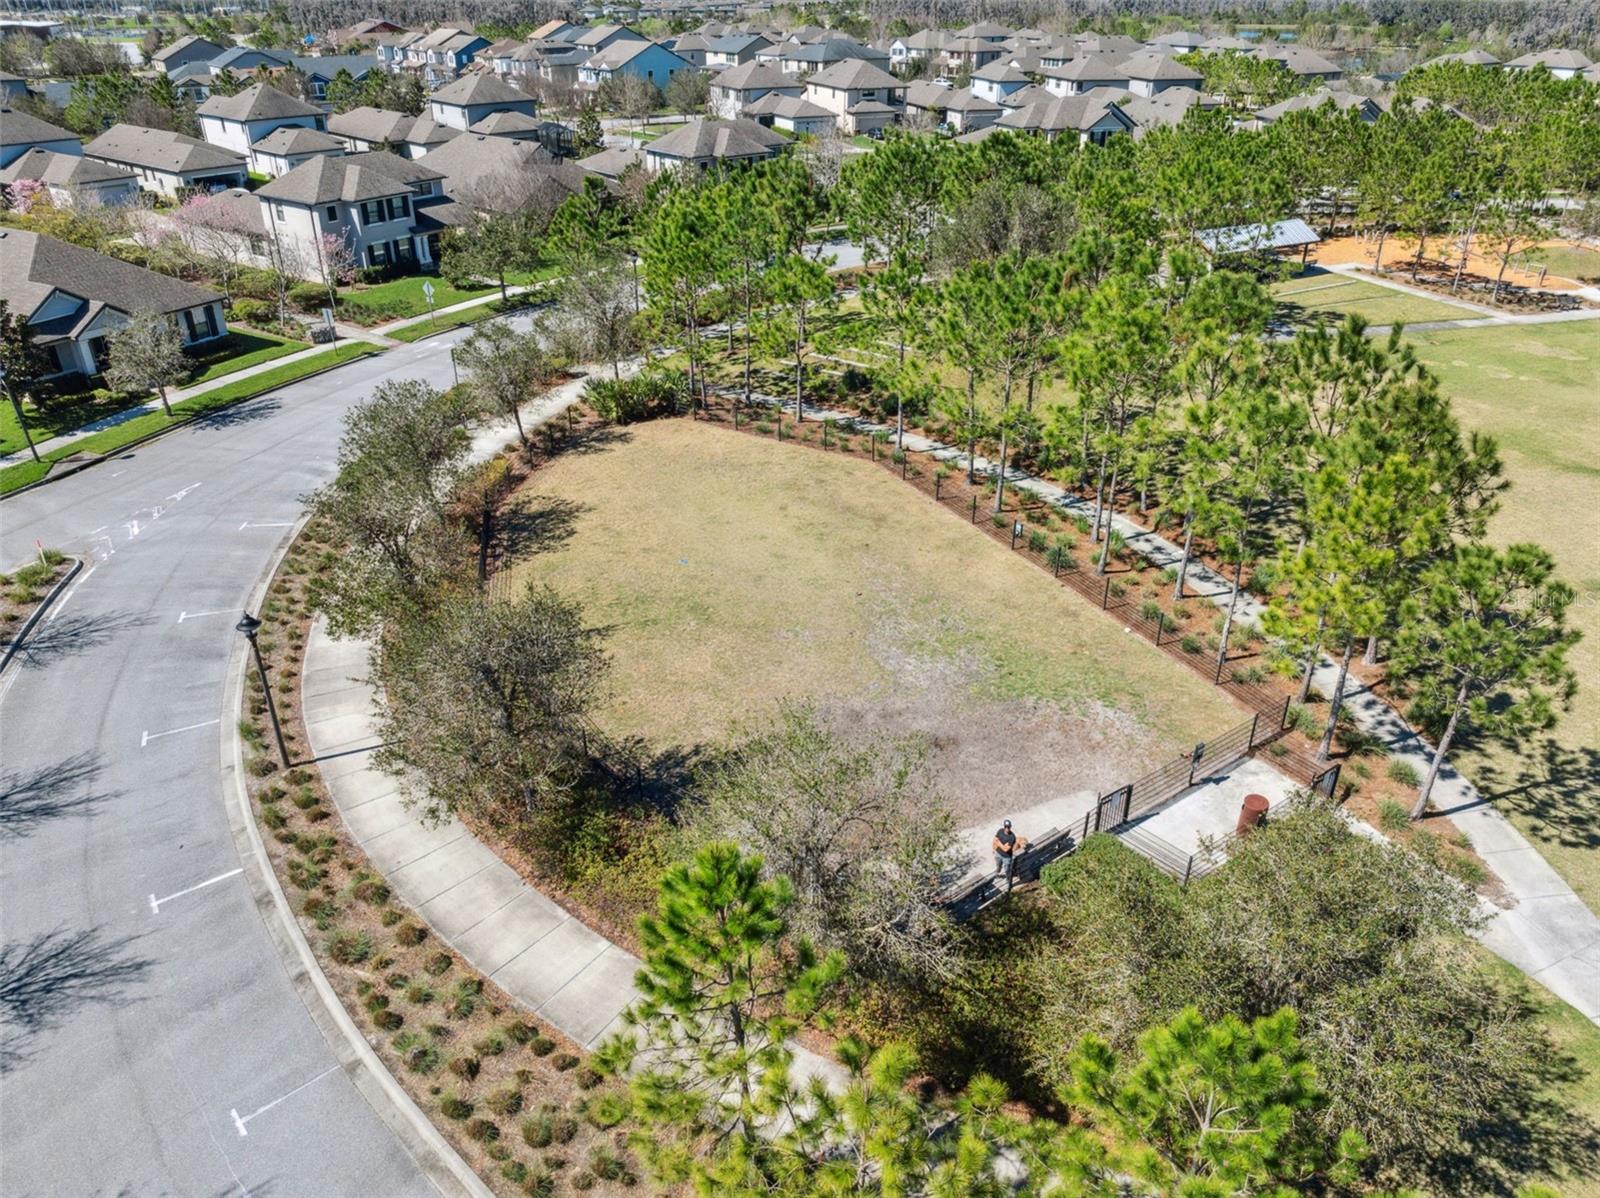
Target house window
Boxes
[205,305,219,338]
[367,241,391,267]
[360,199,386,224]
[325,205,339,222]
[182,309,200,340]
[862,89,876,99]
[274,202,287,220]
[386,195,409,220]
[395,238,416,264]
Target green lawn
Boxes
[185,330,308,385]
[499,418,1239,829]
[1,331,309,455]
[1514,243,1600,285]
[339,275,496,322]
[1271,271,1479,327]
[1406,321,1600,911]
[0,343,378,494]
[386,297,531,343]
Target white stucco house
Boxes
[709,61,803,120]
[198,84,327,159]
[803,59,904,135]
[0,147,139,208]
[84,124,249,197]
[427,74,539,131]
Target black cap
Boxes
[1002,819,1011,828]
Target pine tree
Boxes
[1391,544,1578,817]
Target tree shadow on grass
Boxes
[1462,736,1600,858]
[15,609,155,669]
[0,750,116,842]
[0,926,156,1074]
[495,494,586,563]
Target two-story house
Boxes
[327,107,460,158]
[151,34,224,76]
[248,126,347,177]
[709,61,803,119]
[969,60,1031,103]
[0,228,227,379]
[704,33,771,69]
[256,152,445,273]
[803,59,904,135]
[198,84,326,159]
[428,74,539,131]
[577,40,691,91]
[1117,51,1204,96]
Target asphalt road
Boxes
[0,328,504,1197]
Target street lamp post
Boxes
[449,346,459,388]
[236,612,290,769]
[629,249,640,314]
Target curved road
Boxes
[0,331,492,1196]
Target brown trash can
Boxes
[1236,793,1271,837]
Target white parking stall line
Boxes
[141,718,220,747]
[148,867,243,914]
[230,1065,341,1137]
[178,609,234,623]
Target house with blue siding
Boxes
[577,39,691,92]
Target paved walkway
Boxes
[739,389,1600,1023]
[1325,261,1600,328]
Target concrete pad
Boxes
[1132,758,1296,857]
[535,946,640,1046]
[302,669,369,700]
[312,743,383,780]
[365,817,466,873]
[954,790,1097,882]
[388,834,496,906]
[1538,951,1600,1021]
[452,890,570,974]
[1486,895,1600,972]
[338,792,416,844]
[418,863,537,941]
[492,918,609,1008]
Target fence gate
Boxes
[1094,784,1132,832]
[1310,762,1342,799]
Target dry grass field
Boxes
[1408,321,1600,911]
[499,419,1239,831]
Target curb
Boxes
[0,347,383,501]
[220,520,492,1198]
[0,555,82,676]
[384,299,546,344]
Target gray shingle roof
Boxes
[806,58,899,90]
[151,33,222,63]
[741,92,832,119]
[85,124,246,174]
[0,228,220,324]
[0,147,132,186]
[0,107,78,148]
[256,151,441,205]
[250,125,346,155]
[645,117,786,161]
[711,61,793,91]
[429,73,532,106]
[1116,51,1203,81]
[996,94,1132,133]
[198,83,322,122]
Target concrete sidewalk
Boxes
[741,389,1600,1023]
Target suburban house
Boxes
[1504,48,1592,79]
[248,126,347,177]
[572,24,647,54]
[804,59,904,135]
[1117,86,1220,132]
[575,145,644,181]
[1419,48,1501,68]
[904,80,1002,131]
[955,20,1013,42]
[0,228,227,379]
[375,31,425,73]
[327,107,460,158]
[530,19,584,43]
[969,61,1032,103]
[1118,51,1204,96]
[294,54,382,101]
[85,124,248,196]
[1043,54,1131,95]
[1251,88,1382,127]
[1249,45,1344,82]
[667,32,712,67]
[151,34,224,76]
[413,133,587,212]
[1146,30,1206,52]
[742,92,836,135]
[0,71,26,102]
[428,74,539,131]
[577,39,691,90]
[936,36,1006,74]
[993,93,1136,143]
[325,18,405,47]
[775,36,891,76]
[198,84,326,159]
[709,61,803,119]
[642,117,786,173]
[256,151,446,273]
[704,33,771,69]
[889,28,952,67]
[209,46,293,75]
[0,108,81,168]
[404,27,492,85]
[0,148,138,208]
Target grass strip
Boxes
[386,297,534,343]
[0,343,377,496]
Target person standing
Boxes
[993,819,1028,889]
